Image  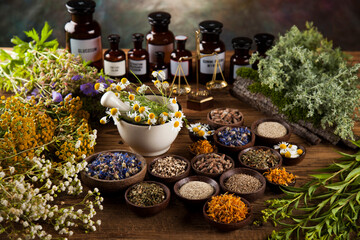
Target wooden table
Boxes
[2,51,360,240]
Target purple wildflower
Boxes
[97,76,109,88]
[80,82,97,96]
[52,91,63,102]
[71,75,83,81]
[31,88,39,97]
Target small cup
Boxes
[207,107,244,130]
[148,155,191,184]
[203,195,252,231]
[125,181,170,217]
[191,153,235,179]
[278,143,306,166]
[219,168,266,201]
[251,118,292,146]
[238,146,283,173]
[173,176,220,206]
[213,126,255,154]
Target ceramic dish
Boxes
[213,126,255,154]
[191,153,235,179]
[80,150,147,193]
[203,195,252,231]
[238,146,283,173]
[251,118,292,146]
[173,176,220,206]
[124,181,171,217]
[207,107,244,129]
[148,155,191,184]
[219,168,266,201]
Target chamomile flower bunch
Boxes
[99,72,186,131]
[187,122,214,139]
[273,142,304,158]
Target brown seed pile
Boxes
[257,121,287,138]
[193,153,232,174]
[225,173,263,193]
[179,181,214,200]
[210,108,242,125]
[151,156,187,178]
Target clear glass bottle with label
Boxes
[170,35,192,82]
[103,34,126,79]
[65,0,103,70]
[128,33,149,82]
[153,51,169,81]
[229,37,252,84]
[198,20,225,85]
[146,11,174,70]
[252,33,274,70]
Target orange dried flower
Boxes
[264,167,296,186]
[189,140,214,155]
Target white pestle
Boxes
[100,91,131,111]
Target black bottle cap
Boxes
[148,12,171,26]
[108,34,120,43]
[254,33,275,47]
[232,37,252,50]
[132,33,144,42]
[66,0,95,14]
[155,51,165,63]
[199,20,223,34]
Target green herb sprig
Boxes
[262,140,360,239]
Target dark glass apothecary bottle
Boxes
[153,51,169,81]
[229,37,252,84]
[252,33,274,70]
[146,11,174,69]
[170,35,192,82]
[104,34,126,79]
[65,0,103,70]
[199,20,226,85]
[128,33,149,82]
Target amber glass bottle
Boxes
[198,20,225,85]
[146,11,174,69]
[128,33,149,82]
[103,34,126,79]
[65,0,103,70]
[252,33,274,70]
[229,37,252,84]
[170,35,192,82]
[153,51,169,81]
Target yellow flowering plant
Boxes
[97,70,186,131]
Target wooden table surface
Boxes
[2,50,360,240]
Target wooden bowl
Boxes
[264,170,296,193]
[203,196,252,231]
[80,150,147,193]
[279,144,306,166]
[148,155,191,184]
[238,146,283,173]
[188,125,215,143]
[213,126,255,154]
[189,141,217,156]
[125,181,171,217]
[219,168,266,202]
[191,153,235,179]
[251,118,292,146]
[207,107,244,130]
[173,176,220,206]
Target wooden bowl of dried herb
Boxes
[203,194,252,231]
[213,126,255,154]
[263,168,296,193]
[207,107,244,130]
[148,155,191,184]
[173,175,220,206]
[273,142,306,166]
[80,150,147,193]
[191,153,235,179]
[219,168,266,202]
[238,146,283,173]
[125,181,171,217]
[251,118,292,146]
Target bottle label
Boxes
[233,64,251,79]
[129,59,147,75]
[104,60,126,77]
[170,60,189,76]
[200,52,225,74]
[70,37,102,62]
[148,43,173,64]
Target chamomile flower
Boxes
[274,142,301,158]
[152,79,162,89]
[152,70,166,81]
[94,83,105,92]
[274,142,289,150]
[128,93,135,101]
[172,110,184,119]
[138,106,150,117]
[162,81,170,89]
[136,84,149,94]
[159,112,169,124]
[99,116,108,124]
[120,78,130,88]
[169,97,177,106]
[170,118,183,132]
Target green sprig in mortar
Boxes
[262,140,360,239]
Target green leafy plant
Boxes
[262,140,360,239]
[249,22,360,140]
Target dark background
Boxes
[0,0,359,51]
